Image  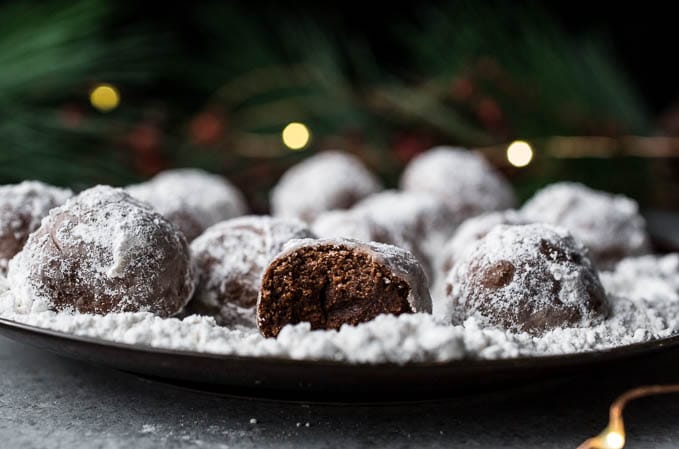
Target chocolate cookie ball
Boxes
[353,190,457,262]
[7,186,194,316]
[127,168,247,241]
[445,224,608,334]
[521,182,650,267]
[257,238,432,338]
[0,181,72,273]
[438,210,527,275]
[312,209,433,283]
[188,216,315,326]
[271,151,382,223]
[400,146,516,222]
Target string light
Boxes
[506,140,533,167]
[603,430,625,449]
[282,122,310,150]
[89,83,120,112]
[577,384,679,449]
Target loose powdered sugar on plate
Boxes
[0,254,678,364]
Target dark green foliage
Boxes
[0,0,653,206]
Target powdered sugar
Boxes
[445,224,608,333]
[127,168,247,241]
[0,273,8,295]
[521,182,651,267]
[0,181,72,272]
[400,146,516,220]
[7,186,194,316]
[437,209,527,275]
[600,254,679,303]
[353,190,457,261]
[1,249,677,363]
[311,208,433,282]
[189,215,315,326]
[313,209,393,243]
[271,151,382,223]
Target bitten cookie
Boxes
[257,238,432,337]
[188,216,315,326]
[312,209,433,283]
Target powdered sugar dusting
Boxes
[271,151,382,223]
[400,146,516,219]
[6,186,194,316]
[312,208,433,282]
[353,190,457,261]
[127,168,247,241]
[437,210,527,274]
[521,182,650,267]
[313,209,390,243]
[445,224,608,333]
[0,273,8,295]
[189,215,315,326]
[0,253,678,362]
[0,181,72,273]
[601,254,679,303]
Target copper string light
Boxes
[577,384,679,449]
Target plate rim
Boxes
[2,315,678,370]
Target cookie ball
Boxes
[445,224,609,334]
[270,151,382,223]
[521,182,650,267]
[0,181,72,273]
[353,190,457,262]
[312,209,433,283]
[400,146,516,222]
[127,168,247,241]
[7,186,194,316]
[188,216,315,326]
[438,210,527,275]
[257,238,432,338]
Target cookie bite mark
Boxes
[187,215,315,327]
[257,238,431,338]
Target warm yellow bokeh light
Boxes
[603,431,625,449]
[89,84,120,112]
[282,122,310,150]
[506,140,534,167]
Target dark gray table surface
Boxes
[2,335,679,449]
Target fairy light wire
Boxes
[577,384,679,449]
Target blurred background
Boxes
[1,0,677,212]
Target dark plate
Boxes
[0,210,678,402]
